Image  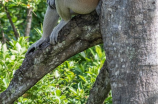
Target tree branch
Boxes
[3,4,19,39]
[0,20,6,44]
[0,11,104,103]
[87,61,111,104]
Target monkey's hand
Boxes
[49,20,69,44]
[26,38,46,54]
[49,26,60,44]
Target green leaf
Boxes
[10,55,16,60]
[8,3,18,8]
[95,45,102,59]
[10,49,18,54]
[3,78,9,88]
[79,75,87,83]
[54,70,60,78]
[16,43,21,52]
[56,89,61,96]
[80,52,86,58]
[89,48,95,57]
[69,87,77,95]
[2,44,7,53]
[94,54,99,60]
[60,95,66,100]
[15,20,24,26]
[0,12,6,18]
[12,16,17,22]
[78,82,83,90]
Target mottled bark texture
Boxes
[101,0,158,104]
[87,61,111,104]
[0,11,105,104]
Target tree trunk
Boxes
[101,0,158,103]
[87,61,111,104]
[25,7,33,40]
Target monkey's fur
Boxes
[27,0,100,53]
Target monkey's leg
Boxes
[42,6,59,40]
[50,0,71,44]
[27,7,59,53]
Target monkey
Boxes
[27,0,100,53]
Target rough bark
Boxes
[101,0,158,104]
[87,61,111,104]
[25,7,33,40]
[0,11,105,104]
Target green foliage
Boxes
[0,0,112,103]
[0,0,47,42]
[0,38,112,103]
[0,37,29,91]
[105,91,112,104]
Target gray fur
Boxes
[27,0,100,54]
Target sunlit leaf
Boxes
[0,12,6,18]
[56,89,61,96]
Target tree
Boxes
[1,0,158,104]
[0,11,108,103]
[101,0,158,103]
[0,0,47,43]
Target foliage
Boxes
[0,0,47,42]
[0,0,112,103]
[0,37,29,91]
[0,38,112,103]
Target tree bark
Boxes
[87,61,111,104]
[25,7,33,40]
[0,11,104,104]
[101,0,158,103]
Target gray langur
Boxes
[28,0,100,52]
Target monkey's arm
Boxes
[42,7,59,39]
[27,7,59,53]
